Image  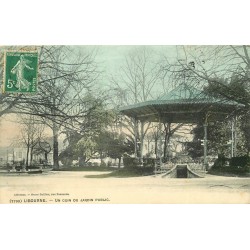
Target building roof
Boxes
[119,84,244,123]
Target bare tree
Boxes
[110,47,161,158]
[18,115,45,167]
[1,46,102,168]
[160,45,250,157]
[162,123,184,159]
[160,45,250,105]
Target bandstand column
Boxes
[231,116,237,158]
[140,120,144,164]
[134,117,138,158]
[158,116,163,168]
[234,116,237,157]
[231,118,234,157]
[203,116,208,171]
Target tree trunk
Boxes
[45,152,48,162]
[30,147,33,166]
[79,156,85,167]
[140,121,144,162]
[163,133,167,159]
[154,139,158,155]
[118,157,121,169]
[163,123,171,160]
[53,123,59,169]
[164,132,171,159]
[100,151,103,160]
[26,145,30,167]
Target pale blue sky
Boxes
[87,45,180,93]
[0,46,180,147]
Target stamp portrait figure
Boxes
[11,55,34,91]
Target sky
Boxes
[91,45,180,96]
[94,45,178,74]
[0,117,20,148]
[0,45,183,148]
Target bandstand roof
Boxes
[119,84,244,123]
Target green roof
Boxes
[158,84,207,101]
[119,84,244,123]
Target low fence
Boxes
[123,157,205,175]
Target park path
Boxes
[0,171,249,204]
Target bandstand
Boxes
[120,84,244,176]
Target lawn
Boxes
[53,166,115,172]
[85,167,154,178]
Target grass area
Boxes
[0,166,10,170]
[48,165,155,178]
[208,169,250,178]
[85,167,154,178]
[53,166,116,172]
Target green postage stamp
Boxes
[3,51,38,93]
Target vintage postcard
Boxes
[0,45,250,204]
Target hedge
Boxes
[230,156,250,168]
[212,155,250,174]
[123,157,155,175]
[123,157,157,168]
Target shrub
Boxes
[134,166,154,176]
[213,155,229,168]
[211,155,250,174]
[143,158,156,168]
[100,161,107,168]
[123,157,139,169]
[86,162,92,167]
[124,157,158,168]
[230,156,250,168]
[228,165,249,174]
[229,156,250,173]
[93,162,99,167]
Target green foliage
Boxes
[60,129,134,167]
[213,155,229,168]
[53,166,113,172]
[58,147,75,166]
[79,93,116,134]
[204,75,250,106]
[123,157,155,169]
[186,122,231,159]
[100,160,107,168]
[211,155,250,174]
[59,98,117,166]
[213,165,249,174]
[75,136,97,160]
[230,156,250,168]
[143,158,156,168]
[123,157,140,169]
[86,167,155,178]
[204,74,250,154]
[239,110,250,154]
[96,131,134,160]
[186,140,203,159]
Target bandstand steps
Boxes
[161,164,204,178]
